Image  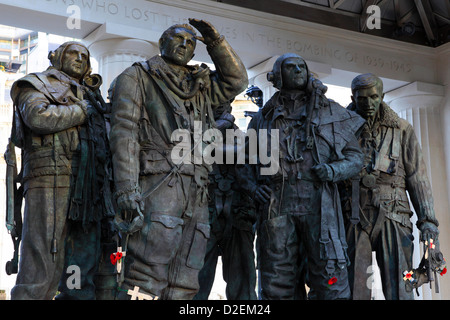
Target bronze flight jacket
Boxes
[239,90,365,266]
[110,36,248,196]
[10,67,89,189]
[347,101,439,229]
[241,91,365,196]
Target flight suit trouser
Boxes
[259,213,351,300]
[56,220,101,300]
[194,212,257,300]
[11,184,101,300]
[117,173,210,300]
[11,185,69,300]
[346,207,414,300]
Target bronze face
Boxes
[61,44,89,80]
[352,85,383,120]
[281,57,308,91]
[160,27,196,66]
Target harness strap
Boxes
[350,177,360,225]
[390,127,400,160]
[320,183,347,275]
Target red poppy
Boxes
[110,253,117,265]
[327,277,337,285]
[405,273,412,279]
[116,252,123,260]
[440,267,447,276]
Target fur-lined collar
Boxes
[347,101,400,128]
[141,55,198,79]
[137,55,211,100]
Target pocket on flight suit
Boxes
[145,213,184,264]
[261,215,290,255]
[186,222,210,269]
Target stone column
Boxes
[87,38,159,100]
[248,56,279,106]
[0,70,6,104]
[437,42,450,296]
[385,81,449,300]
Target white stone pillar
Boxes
[431,43,450,301]
[0,71,6,104]
[87,38,159,100]
[385,81,450,300]
[436,43,450,298]
[253,73,278,106]
[248,56,279,106]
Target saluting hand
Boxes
[188,18,221,45]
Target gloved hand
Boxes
[254,185,272,204]
[419,221,439,243]
[115,190,145,234]
[215,112,235,131]
[312,163,334,182]
[116,190,145,213]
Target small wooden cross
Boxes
[424,239,435,259]
[403,270,414,281]
[127,286,158,300]
[116,246,126,273]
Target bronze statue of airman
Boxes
[109,19,248,300]
[343,73,443,300]
[240,53,365,299]
[8,41,113,300]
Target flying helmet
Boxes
[266,53,311,90]
[48,41,92,78]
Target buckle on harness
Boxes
[326,260,335,276]
[306,136,314,149]
[319,238,331,260]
